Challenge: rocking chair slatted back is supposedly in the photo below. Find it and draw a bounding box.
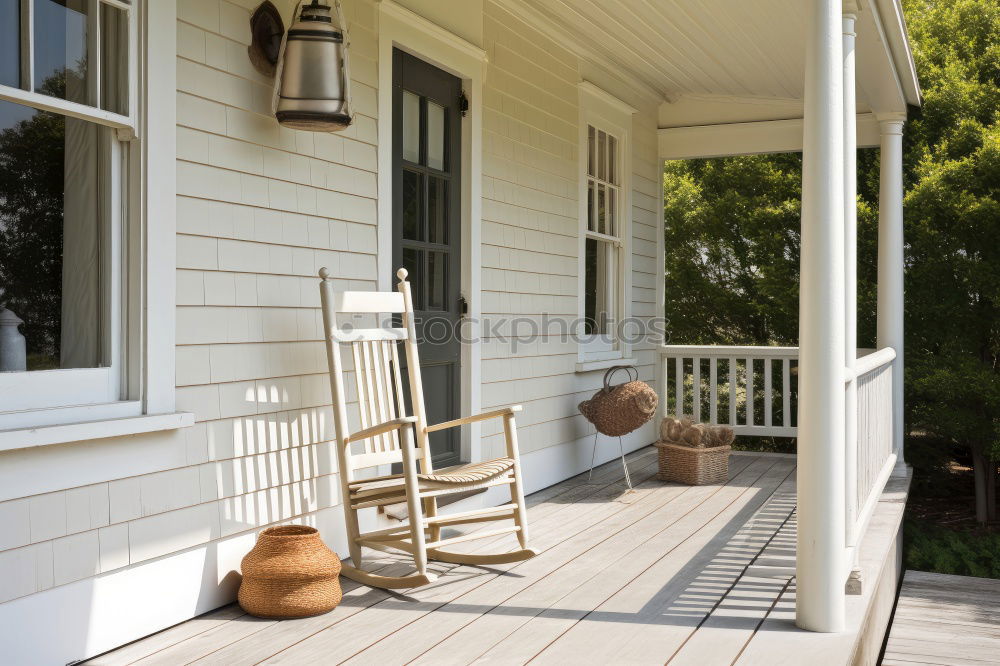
[318,268,430,478]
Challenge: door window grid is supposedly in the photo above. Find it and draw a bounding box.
[399,86,450,312]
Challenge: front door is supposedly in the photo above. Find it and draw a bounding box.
[392,49,463,468]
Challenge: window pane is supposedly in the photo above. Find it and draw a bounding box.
[587,180,595,232]
[604,187,618,236]
[427,176,447,244]
[597,130,606,181]
[34,0,91,106]
[584,238,616,336]
[402,248,422,309]
[0,0,19,88]
[427,251,446,310]
[0,99,109,371]
[596,183,606,234]
[608,134,617,185]
[402,169,421,240]
[426,100,445,171]
[100,2,129,115]
[402,90,420,163]
[587,125,595,177]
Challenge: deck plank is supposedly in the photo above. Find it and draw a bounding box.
[526,460,796,665]
[388,455,773,666]
[882,571,1000,666]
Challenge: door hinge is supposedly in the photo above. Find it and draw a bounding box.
[459,91,469,117]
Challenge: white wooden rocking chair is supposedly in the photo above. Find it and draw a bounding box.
[318,267,539,589]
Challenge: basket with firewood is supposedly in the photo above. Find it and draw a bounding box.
[655,418,734,485]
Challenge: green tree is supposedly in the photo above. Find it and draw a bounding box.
[902,0,1000,523]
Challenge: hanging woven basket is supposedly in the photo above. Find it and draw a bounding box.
[578,365,659,437]
[238,525,343,619]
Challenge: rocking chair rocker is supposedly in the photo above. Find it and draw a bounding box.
[319,267,539,589]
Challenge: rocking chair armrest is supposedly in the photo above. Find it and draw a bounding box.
[346,416,418,443]
[425,405,523,433]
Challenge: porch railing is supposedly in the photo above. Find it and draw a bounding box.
[658,344,899,581]
[846,347,897,556]
[658,345,798,438]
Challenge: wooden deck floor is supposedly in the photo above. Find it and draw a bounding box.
[89,449,807,666]
[883,570,1000,666]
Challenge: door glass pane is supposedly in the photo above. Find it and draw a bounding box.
[34,0,91,105]
[427,176,446,244]
[100,2,129,115]
[426,100,445,171]
[402,90,420,163]
[427,251,446,310]
[587,180,595,232]
[587,125,595,177]
[402,248,422,309]
[0,98,108,371]
[596,183,606,234]
[597,130,607,181]
[402,169,421,240]
[0,0,19,88]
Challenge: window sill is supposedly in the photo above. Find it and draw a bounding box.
[0,412,195,453]
[575,356,636,373]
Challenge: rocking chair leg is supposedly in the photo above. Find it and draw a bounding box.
[400,427,429,575]
[504,413,532,550]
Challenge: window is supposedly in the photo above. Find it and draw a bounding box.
[0,0,142,428]
[577,83,635,365]
[584,124,621,339]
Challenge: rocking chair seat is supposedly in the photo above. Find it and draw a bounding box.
[349,457,515,500]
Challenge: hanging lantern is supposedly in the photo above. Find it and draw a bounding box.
[272,0,353,132]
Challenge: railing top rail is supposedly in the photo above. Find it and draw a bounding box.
[659,344,800,357]
[854,347,896,376]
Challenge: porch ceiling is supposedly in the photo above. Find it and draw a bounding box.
[507,0,920,127]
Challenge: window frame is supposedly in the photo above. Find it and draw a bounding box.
[576,83,635,367]
[0,0,181,436]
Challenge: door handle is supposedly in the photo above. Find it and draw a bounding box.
[459,296,469,317]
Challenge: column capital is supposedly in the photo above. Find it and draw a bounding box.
[875,112,907,134]
[843,14,857,35]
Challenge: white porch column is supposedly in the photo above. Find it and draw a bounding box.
[797,0,847,633]
[843,12,860,550]
[877,115,906,466]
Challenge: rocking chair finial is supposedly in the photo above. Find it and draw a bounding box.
[396,267,408,281]
[319,266,330,280]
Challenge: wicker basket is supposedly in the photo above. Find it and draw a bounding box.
[655,441,731,485]
[238,525,342,619]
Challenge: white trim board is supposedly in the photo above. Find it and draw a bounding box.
[376,0,486,464]
[658,113,882,160]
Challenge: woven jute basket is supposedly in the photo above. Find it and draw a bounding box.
[655,442,731,485]
[578,366,658,437]
[238,526,342,619]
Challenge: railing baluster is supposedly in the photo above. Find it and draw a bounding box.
[729,357,737,426]
[745,358,754,426]
[693,357,701,423]
[782,358,791,427]
[675,356,683,419]
[709,357,718,424]
[764,358,773,428]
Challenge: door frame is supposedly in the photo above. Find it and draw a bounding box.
[377,2,485,464]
